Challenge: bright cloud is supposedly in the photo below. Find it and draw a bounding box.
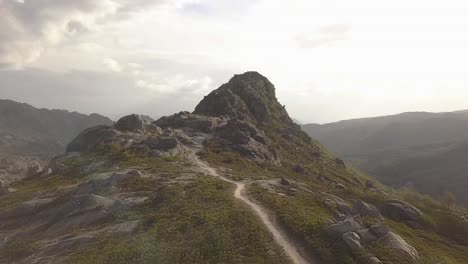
[1,0,468,123]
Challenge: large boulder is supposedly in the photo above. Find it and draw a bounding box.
[66,125,118,153]
[115,114,144,132]
[382,199,423,223]
[378,232,419,259]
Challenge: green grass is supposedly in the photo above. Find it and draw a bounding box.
[70,177,290,264]
[0,175,78,210]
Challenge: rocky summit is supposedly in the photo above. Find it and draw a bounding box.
[0,72,467,264]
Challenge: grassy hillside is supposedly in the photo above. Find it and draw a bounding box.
[302,110,468,205]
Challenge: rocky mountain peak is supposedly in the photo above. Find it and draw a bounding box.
[194,71,292,126]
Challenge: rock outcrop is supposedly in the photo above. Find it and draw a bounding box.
[115,114,145,132]
[324,198,420,260]
[66,125,118,153]
[194,72,292,126]
[378,232,419,259]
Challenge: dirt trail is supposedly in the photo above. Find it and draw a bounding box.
[193,157,311,264]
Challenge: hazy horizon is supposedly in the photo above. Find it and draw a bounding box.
[2,0,468,123]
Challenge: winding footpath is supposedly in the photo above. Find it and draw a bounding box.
[194,157,311,264]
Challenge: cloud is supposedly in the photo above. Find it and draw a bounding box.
[0,0,174,69]
[102,58,122,72]
[0,65,232,119]
[296,24,352,48]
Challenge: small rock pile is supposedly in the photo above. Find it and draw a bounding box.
[324,198,421,262]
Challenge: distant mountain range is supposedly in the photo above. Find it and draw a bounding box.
[0,99,113,183]
[303,110,468,204]
[0,99,113,156]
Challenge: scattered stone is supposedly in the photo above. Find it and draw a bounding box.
[335,158,346,166]
[292,164,305,173]
[126,169,142,177]
[353,200,381,218]
[366,180,375,189]
[336,183,346,189]
[280,177,292,185]
[287,188,299,196]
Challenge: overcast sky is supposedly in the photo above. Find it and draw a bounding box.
[1,0,468,123]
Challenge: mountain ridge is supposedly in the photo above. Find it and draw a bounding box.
[0,73,467,264]
[302,110,468,205]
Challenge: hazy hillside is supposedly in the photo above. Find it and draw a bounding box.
[0,99,113,155]
[303,111,468,204]
[0,99,113,185]
[1,73,467,264]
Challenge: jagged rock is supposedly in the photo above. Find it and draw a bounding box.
[194,72,294,126]
[382,199,423,223]
[369,257,383,264]
[226,130,251,145]
[378,232,419,259]
[154,112,222,133]
[66,125,118,152]
[342,231,363,251]
[115,114,144,132]
[325,216,362,238]
[185,119,215,133]
[215,119,278,162]
[144,137,179,151]
[145,124,163,134]
[353,200,381,218]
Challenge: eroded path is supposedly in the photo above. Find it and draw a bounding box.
[193,156,311,264]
